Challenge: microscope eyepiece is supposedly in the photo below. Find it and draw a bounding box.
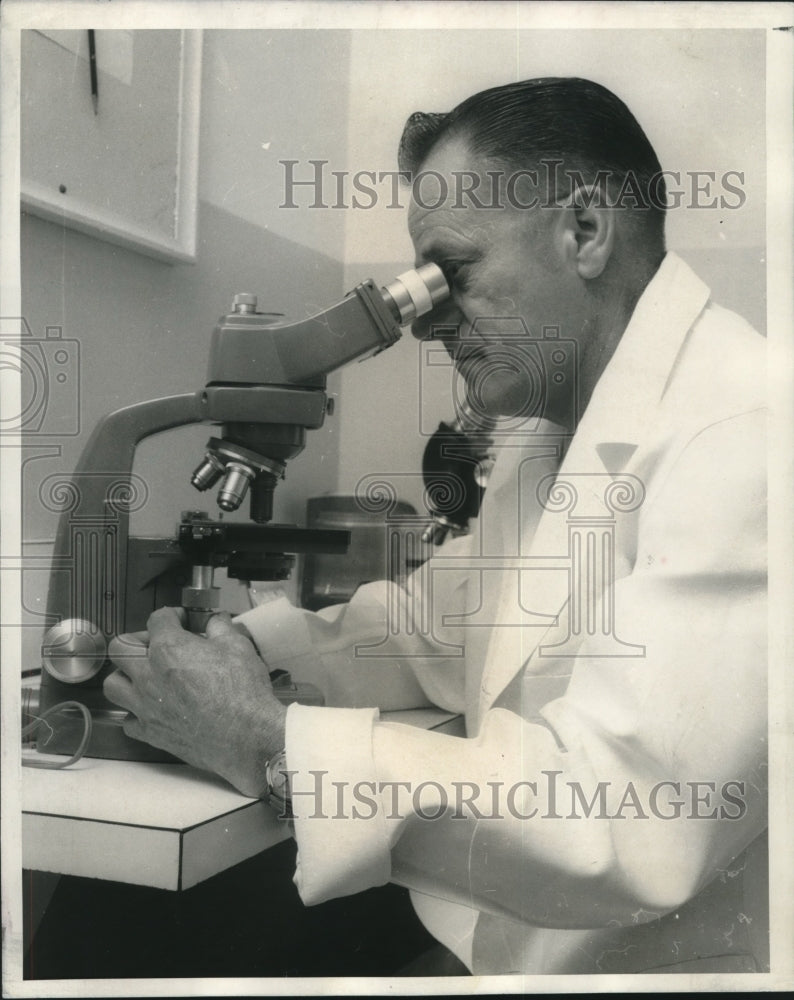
[381,262,448,325]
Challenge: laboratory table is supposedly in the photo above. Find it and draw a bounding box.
[22,708,459,980]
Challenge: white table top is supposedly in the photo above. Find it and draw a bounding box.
[22,756,286,891]
[23,756,261,829]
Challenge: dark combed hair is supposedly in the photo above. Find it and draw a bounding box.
[398,78,666,244]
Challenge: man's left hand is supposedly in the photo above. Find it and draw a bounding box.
[105,607,287,798]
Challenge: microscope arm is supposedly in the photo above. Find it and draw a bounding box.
[44,393,206,640]
[208,280,402,385]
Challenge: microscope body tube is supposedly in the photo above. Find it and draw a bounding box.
[207,263,447,386]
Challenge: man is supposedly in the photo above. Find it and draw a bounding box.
[106,78,768,975]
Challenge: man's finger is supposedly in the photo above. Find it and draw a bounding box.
[121,714,146,744]
[147,606,189,641]
[108,633,149,674]
[204,612,236,640]
[103,667,138,712]
[116,630,149,644]
[108,632,148,654]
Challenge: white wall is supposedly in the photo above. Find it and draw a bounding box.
[199,29,352,256]
[334,28,767,513]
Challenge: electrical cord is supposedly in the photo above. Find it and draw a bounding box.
[22,701,93,769]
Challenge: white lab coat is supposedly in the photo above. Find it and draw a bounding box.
[238,253,768,974]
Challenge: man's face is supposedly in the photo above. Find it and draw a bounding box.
[408,138,588,425]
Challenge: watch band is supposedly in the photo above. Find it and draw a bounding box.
[264,748,292,819]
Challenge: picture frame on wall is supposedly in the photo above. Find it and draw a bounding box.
[20,29,202,264]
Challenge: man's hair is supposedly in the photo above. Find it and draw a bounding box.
[398,77,666,248]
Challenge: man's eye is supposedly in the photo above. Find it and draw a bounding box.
[442,261,469,287]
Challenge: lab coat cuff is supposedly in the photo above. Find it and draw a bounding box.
[286,704,391,906]
[234,596,314,672]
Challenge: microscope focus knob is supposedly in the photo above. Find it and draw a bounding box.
[232,293,258,314]
[41,618,107,684]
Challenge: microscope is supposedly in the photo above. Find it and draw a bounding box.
[33,263,449,762]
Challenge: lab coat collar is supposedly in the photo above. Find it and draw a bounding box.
[476,252,712,724]
[563,250,710,477]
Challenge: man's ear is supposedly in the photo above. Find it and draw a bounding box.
[561,186,616,279]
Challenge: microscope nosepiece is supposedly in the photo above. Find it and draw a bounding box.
[381,262,449,325]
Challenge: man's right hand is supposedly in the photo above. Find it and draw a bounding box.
[105,608,288,798]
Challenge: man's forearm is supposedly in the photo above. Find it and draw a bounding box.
[235,584,446,712]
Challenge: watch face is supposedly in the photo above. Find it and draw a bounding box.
[271,770,288,797]
[268,751,291,800]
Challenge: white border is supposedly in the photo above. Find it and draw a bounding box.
[2,1,793,996]
[765,13,794,985]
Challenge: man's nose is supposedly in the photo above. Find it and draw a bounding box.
[410,300,464,341]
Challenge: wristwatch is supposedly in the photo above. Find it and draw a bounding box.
[264,748,292,818]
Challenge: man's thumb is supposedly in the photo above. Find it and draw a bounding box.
[204,612,235,639]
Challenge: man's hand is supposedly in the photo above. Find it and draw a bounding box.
[105,607,287,798]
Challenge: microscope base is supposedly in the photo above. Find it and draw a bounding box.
[37,706,181,763]
[34,678,324,763]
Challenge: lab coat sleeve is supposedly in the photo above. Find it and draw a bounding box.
[235,534,473,712]
[285,408,768,927]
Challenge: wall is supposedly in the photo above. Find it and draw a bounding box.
[334,28,767,514]
[198,29,351,257]
[19,29,352,663]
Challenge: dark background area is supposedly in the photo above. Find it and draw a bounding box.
[24,840,438,979]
